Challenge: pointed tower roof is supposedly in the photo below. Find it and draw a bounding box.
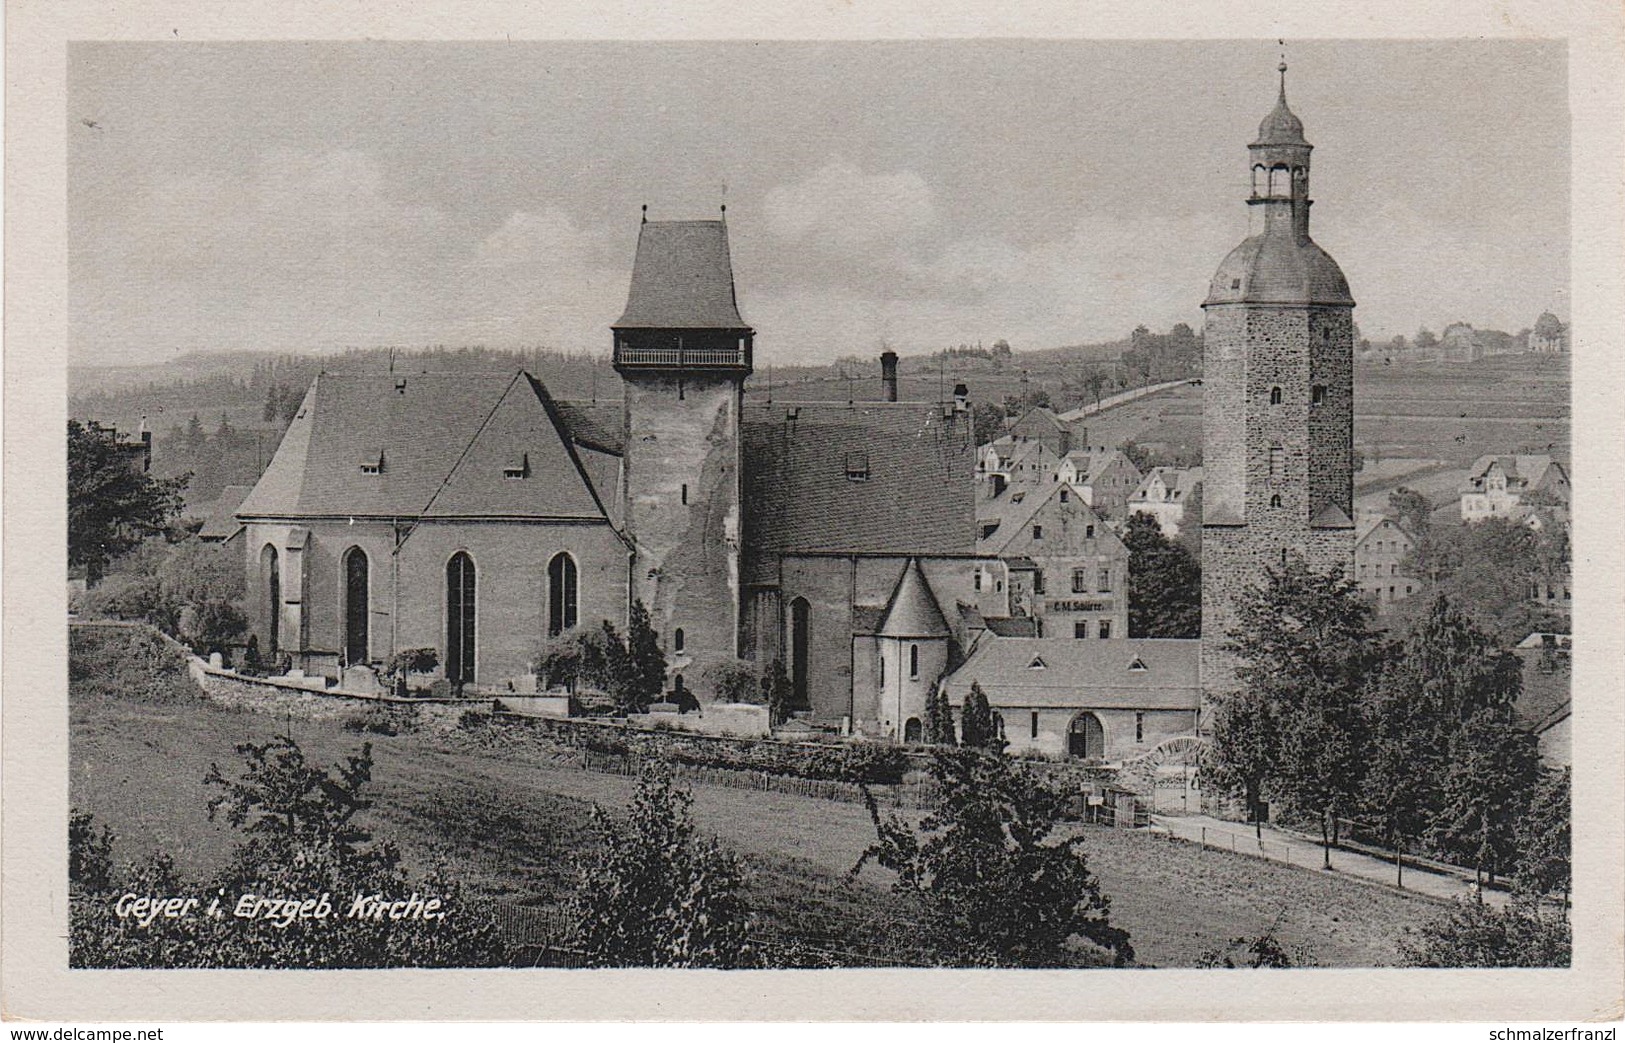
[613,219,749,330]
[877,558,951,639]
[1254,63,1308,146]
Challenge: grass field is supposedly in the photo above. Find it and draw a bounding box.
[72,680,1445,967]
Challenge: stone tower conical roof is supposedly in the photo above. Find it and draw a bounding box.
[877,558,951,639]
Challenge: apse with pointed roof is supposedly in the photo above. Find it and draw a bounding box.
[878,558,951,639]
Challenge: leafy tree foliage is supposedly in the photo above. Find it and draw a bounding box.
[923,684,958,746]
[1514,767,1571,907]
[958,682,1003,752]
[625,599,668,708]
[701,658,761,705]
[1403,517,1569,645]
[1122,513,1202,638]
[763,658,795,726]
[1204,687,1277,838]
[1387,486,1434,537]
[853,749,1133,967]
[565,762,752,967]
[1399,899,1570,968]
[68,420,189,585]
[1217,557,1380,866]
[1436,708,1541,889]
[69,808,117,893]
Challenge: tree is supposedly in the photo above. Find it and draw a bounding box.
[1222,557,1381,866]
[1513,767,1571,912]
[958,682,1002,752]
[68,420,188,585]
[625,599,668,708]
[1398,900,1570,968]
[566,762,752,967]
[853,749,1133,967]
[1388,486,1434,537]
[1205,688,1277,839]
[972,402,1007,447]
[923,683,958,746]
[1436,708,1540,890]
[763,657,794,726]
[1121,513,1202,638]
[701,658,760,705]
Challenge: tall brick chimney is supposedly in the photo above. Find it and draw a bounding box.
[880,350,899,402]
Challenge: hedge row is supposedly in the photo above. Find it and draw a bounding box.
[494,715,913,785]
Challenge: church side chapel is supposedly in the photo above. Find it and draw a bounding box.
[235,67,1354,757]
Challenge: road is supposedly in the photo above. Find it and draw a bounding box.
[1151,813,1508,908]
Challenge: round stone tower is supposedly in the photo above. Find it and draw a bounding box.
[1199,65,1357,706]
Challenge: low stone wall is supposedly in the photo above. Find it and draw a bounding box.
[493,695,572,718]
[628,702,771,739]
[188,661,473,732]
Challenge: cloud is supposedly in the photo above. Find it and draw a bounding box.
[763,160,936,254]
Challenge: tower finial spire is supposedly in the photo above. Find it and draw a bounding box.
[1278,40,1288,99]
[641,203,648,224]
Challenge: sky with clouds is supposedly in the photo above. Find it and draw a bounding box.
[69,39,1568,368]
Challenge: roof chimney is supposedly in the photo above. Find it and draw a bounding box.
[953,382,970,414]
[880,350,899,402]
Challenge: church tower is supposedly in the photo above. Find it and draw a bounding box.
[613,212,753,687]
[1200,65,1357,701]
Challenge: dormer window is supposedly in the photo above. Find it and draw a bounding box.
[1028,656,1047,670]
[359,449,384,475]
[1128,656,1148,672]
[844,451,870,481]
[503,453,529,480]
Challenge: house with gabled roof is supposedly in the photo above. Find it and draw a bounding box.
[973,479,1128,641]
[940,637,1201,762]
[1055,448,1143,520]
[1353,512,1421,610]
[1459,454,1570,522]
[1129,466,1203,537]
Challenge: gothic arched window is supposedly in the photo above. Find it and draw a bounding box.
[547,553,578,637]
[1269,386,1283,405]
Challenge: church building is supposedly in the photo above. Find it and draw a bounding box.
[236,212,976,737]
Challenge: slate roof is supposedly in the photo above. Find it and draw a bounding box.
[1254,77,1309,146]
[942,637,1201,710]
[1463,454,1561,491]
[976,481,1112,556]
[877,559,951,639]
[1205,234,1353,307]
[236,372,611,521]
[613,220,750,330]
[741,402,976,582]
[551,399,625,455]
[198,485,253,541]
[1131,466,1202,503]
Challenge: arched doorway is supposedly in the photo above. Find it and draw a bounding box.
[446,552,476,685]
[343,547,369,666]
[788,597,810,709]
[261,544,280,658]
[1068,712,1106,760]
[904,718,922,744]
[548,552,578,636]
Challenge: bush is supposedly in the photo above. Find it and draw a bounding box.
[565,762,752,967]
[1399,899,1570,967]
[853,748,1132,967]
[71,735,508,968]
[69,626,198,704]
[342,703,421,736]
